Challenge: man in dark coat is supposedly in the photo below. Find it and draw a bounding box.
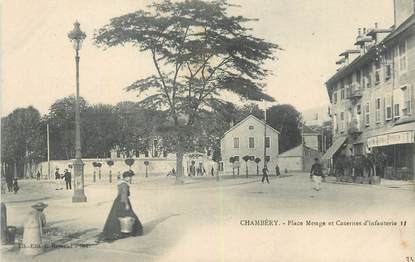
[275,164,281,177]
[6,174,13,193]
[261,166,270,184]
[12,178,19,194]
[64,169,72,190]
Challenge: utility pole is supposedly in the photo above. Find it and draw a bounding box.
[263,104,267,169]
[301,121,304,146]
[47,123,50,180]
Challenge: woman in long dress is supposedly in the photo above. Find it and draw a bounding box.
[101,171,143,241]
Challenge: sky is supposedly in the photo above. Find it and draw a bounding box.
[0,0,394,117]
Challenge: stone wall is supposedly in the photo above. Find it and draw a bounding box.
[35,156,217,179]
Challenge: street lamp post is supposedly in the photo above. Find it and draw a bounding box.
[68,21,87,203]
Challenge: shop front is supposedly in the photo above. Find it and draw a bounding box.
[367,123,415,180]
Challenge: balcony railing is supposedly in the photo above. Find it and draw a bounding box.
[351,89,362,98]
[348,85,362,102]
[347,118,362,136]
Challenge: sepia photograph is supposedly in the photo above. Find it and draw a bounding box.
[1,0,414,261]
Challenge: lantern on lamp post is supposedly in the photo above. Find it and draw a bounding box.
[68,21,87,203]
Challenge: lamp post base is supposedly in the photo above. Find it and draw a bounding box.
[72,190,87,202]
[72,158,86,202]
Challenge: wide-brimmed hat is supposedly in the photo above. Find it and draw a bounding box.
[32,202,48,211]
[123,170,136,178]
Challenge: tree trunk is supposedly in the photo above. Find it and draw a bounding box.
[13,162,17,179]
[245,163,248,178]
[175,142,184,184]
[23,162,27,179]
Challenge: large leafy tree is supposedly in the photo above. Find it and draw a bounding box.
[95,0,279,183]
[237,103,264,121]
[267,104,302,153]
[48,96,89,160]
[114,101,164,157]
[82,103,119,158]
[1,106,45,178]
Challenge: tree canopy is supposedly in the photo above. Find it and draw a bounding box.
[1,106,45,177]
[267,104,302,153]
[95,0,279,181]
[95,0,278,131]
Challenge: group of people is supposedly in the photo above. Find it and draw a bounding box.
[260,159,324,191]
[188,164,208,176]
[54,168,72,190]
[2,175,19,194]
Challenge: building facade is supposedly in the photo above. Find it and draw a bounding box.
[302,105,331,127]
[302,125,321,152]
[324,0,415,180]
[220,115,279,175]
[278,145,321,172]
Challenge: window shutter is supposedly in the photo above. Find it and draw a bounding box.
[412,85,415,114]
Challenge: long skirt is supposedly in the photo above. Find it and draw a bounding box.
[101,195,143,241]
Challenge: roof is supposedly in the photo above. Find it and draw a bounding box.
[321,136,347,160]
[326,14,415,87]
[222,115,280,139]
[279,144,319,157]
[279,145,304,157]
[339,50,360,56]
[303,125,319,134]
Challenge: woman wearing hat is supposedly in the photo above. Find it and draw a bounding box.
[101,171,143,241]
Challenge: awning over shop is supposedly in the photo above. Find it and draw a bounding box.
[367,121,415,148]
[322,136,347,160]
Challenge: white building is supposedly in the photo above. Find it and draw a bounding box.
[302,105,331,126]
[220,115,279,175]
[277,144,321,172]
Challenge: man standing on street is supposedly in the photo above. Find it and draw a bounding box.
[261,166,270,184]
[55,168,62,190]
[6,173,13,193]
[64,169,72,190]
[310,158,323,191]
[275,164,281,177]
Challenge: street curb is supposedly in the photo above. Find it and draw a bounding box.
[325,180,415,191]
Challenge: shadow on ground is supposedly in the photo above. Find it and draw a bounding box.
[143,214,180,236]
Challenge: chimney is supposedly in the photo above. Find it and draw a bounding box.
[375,22,378,29]
[230,119,234,127]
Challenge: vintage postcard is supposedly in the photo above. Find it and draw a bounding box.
[1,0,414,261]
